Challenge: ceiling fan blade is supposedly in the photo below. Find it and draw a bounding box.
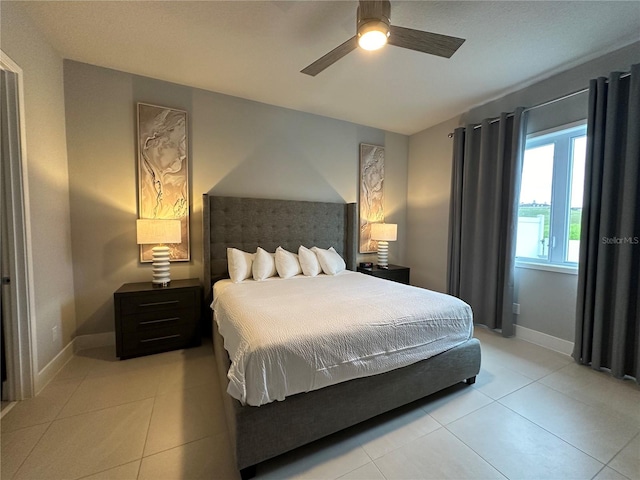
[301,36,358,76]
[388,25,465,58]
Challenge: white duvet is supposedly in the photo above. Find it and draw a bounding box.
[212,271,473,406]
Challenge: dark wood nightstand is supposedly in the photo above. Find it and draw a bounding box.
[114,278,202,359]
[357,264,410,285]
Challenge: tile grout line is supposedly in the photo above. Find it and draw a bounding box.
[54,392,160,422]
[536,374,631,412]
[141,431,220,460]
[137,362,182,464]
[589,464,609,480]
[441,383,628,479]
[332,458,371,480]
[535,371,640,420]
[69,354,203,478]
[496,389,609,468]
[366,425,451,480]
[141,381,227,459]
[366,402,509,479]
[540,377,626,415]
[419,389,494,427]
[7,352,164,479]
[140,432,226,461]
[352,407,447,465]
[368,460,387,480]
[438,404,511,480]
[137,393,157,478]
[7,361,87,479]
[53,368,94,420]
[74,459,140,480]
[468,378,517,402]
[604,431,638,479]
[52,355,177,422]
[480,354,569,384]
[7,423,51,480]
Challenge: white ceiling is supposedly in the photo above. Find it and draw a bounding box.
[16,0,640,135]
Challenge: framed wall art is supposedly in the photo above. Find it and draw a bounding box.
[359,143,385,253]
[137,102,190,262]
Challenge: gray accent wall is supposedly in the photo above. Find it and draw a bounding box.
[408,41,640,342]
[1,3,77,373]
[63,60,409,336]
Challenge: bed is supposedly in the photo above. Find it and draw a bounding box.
[203,194,481,479]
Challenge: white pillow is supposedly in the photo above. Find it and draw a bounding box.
[252,247,277,281]
[275,247,302,279]
[298,246,322,277]
[227,248,255,283]
[312,246,346,275]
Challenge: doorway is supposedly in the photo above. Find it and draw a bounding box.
[1,51,35,401]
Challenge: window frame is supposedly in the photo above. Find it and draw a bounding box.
[516,121,587,267]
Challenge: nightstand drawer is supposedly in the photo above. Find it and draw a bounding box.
[119,290,195,315]
[120,308,196,333]
[379,269,409,284]
[121,323,199,359]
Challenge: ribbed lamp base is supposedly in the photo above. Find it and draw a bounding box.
[377,241,389,269]
[151,245,172,287]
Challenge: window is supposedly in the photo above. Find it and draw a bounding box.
[516,123,587,266]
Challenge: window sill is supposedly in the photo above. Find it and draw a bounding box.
[515,261,578,275]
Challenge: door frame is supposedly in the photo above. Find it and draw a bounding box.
[1,50,36,400]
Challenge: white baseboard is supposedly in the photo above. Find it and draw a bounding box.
[515,324,574,356]
[34,339,75,394]
[0,401,18,419]
[34,332,116,395]
[74,331,115,352]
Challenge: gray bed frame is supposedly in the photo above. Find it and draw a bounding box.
[203,194,481,479]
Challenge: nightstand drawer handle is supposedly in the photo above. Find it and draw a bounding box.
[140,334,181,343]
[138,300,180,307]
[139,317,180,326]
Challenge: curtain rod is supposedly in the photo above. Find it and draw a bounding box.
[446,71,632,138]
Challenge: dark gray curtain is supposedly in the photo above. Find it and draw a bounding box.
[448,109,526,337]
[574,64,640,382]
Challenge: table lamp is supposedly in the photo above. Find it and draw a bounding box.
[370,223,397,269]
[136,219,182,287]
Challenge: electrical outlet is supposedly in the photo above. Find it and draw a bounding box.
[52,325,60,343]
[512,303,521,315]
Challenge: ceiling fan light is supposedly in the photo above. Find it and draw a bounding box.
[357,21,389,51]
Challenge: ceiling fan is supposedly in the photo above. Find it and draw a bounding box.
[301,0,465,76]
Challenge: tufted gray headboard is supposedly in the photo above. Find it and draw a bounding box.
[203,194,357,305]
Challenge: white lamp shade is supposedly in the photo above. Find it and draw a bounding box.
[370,223,397,242]
[136,219,182,245]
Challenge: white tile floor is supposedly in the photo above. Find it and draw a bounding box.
[1,328,639,480]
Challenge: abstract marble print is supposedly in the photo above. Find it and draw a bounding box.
[359,144,385,253]
[137,103,190,261]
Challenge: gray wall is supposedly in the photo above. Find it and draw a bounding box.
[63,60,409,336]
[514,268,578,341]
[408,41,640,342]
[1,3,77,373]
[463,42,640,131]
[407,116,461,293]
